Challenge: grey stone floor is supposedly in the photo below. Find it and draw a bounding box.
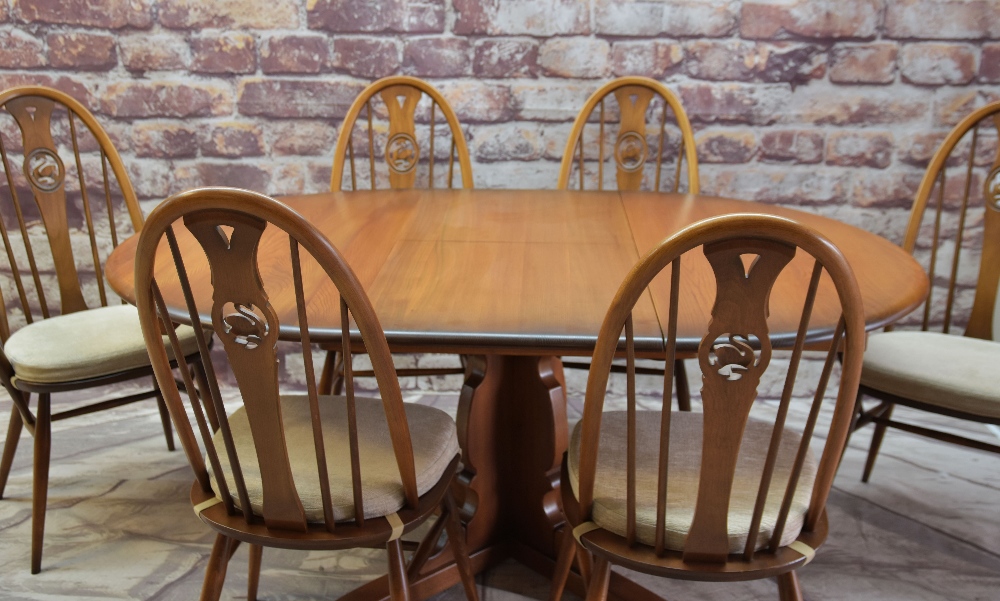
[0,382,998,600]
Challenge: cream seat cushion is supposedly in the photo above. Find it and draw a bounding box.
[211,395,460,522]
[861,331,1000,419]
[3,304,200,384]
[568,411,816,553]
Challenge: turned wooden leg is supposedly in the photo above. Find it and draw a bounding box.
[862,403,895,483]
[0,406,24,499]
[674,359,691,412]
[247,544,263,601]
[192,363,219,433]
[584,556,611,601]
[200,534,238,601]
[387,538,412,601]
[318,350,337,396]
[444,490,479,601]
[548,526,578,601]
[31,394,51,575]
[153,379,175,452]
[777,571,804,601]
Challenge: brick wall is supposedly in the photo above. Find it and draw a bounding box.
[1,0,997,398]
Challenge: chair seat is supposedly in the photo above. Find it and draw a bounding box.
[3,304,200,384]
[861,331,1000,419]
[568,411,816,553]
[211,395,460,522]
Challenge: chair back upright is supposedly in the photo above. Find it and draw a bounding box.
[134,188,417,533]
[331,76,473,191]
[575,214,865,563]
[0,86,141,341]
[558,76,699,194]
[901,100,1000,340]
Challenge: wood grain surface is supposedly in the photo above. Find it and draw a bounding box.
[106,189,928,355]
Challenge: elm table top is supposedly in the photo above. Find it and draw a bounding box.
[105,189,928,355]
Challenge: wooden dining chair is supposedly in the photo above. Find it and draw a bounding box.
[134,187,479,601]
[321,75,474,396]
[0,85,204,573]
[549,214,865,601]
[853,100,1000,481]
[557,76,700,411]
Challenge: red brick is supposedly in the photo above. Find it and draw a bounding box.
[47,32,117,71]
[760,130,824,164]
[933,90,979,128]
[308,0,444,33]
[981,44,1000,83]
[127,159,174,199]
[191,32,256,75]
[120,34,188,71]
[0,2,8,21]
[332,38,401,79]
[268,121,338,156]
[662,1,739,37]
[787,89,929,126]
[900,43,978,85]
[13,0,150,28]
[436,81,514,123]
[851,171,924,209]
[202,122,265,158]
[741,0,880,39]
[132,122,199,158]
[474,38,539,79]
[0,30,45,69]
[471,123,542,162]
[708,166,851,205]
[538,38,610,79]
[238,79,366,119]
[594,0,663,36]
[511,81,596,122]
[679,83,789,125]
[898,132,947,167]
[829,43,898,84]
[260,35,330,75]
[101,82,232,118]
[611,41,682,79]
[685,41,823,83]
[454,0,588,36]
[403,38,472,78]
[696,130,757,164]
[826,131,894,168]
[886,0,999,40]
[189,162,271,192]
[0,74,91,105]
[160,0,298,28]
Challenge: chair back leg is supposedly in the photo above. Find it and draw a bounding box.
[862,403,896,482]
[444,490,479,601]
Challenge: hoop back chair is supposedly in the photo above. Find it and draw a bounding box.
[0,86,201,573]
[549,214,865,601]
[855,100,1000,481]
[134,188,478,601]
[322,76,473,396]
[558,77,701,412]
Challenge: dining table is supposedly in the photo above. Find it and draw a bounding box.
[105,188,928,601]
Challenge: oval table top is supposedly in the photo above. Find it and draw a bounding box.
[105,189,928,355]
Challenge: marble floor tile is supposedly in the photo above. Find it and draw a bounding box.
[0,384,998,600]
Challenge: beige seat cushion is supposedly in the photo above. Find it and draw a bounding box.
[568,411,816,553]
[861,331,1000,419]
[211,395,460,522]
[3,304,200,384]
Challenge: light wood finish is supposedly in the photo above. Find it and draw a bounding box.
[555,214,866,600]
[557,77,699,194]
[107,189,927,601]
[0,85,200,573]
[133,188,478,601]
[325,76,474,396]
[855,100,1000,480]
[556,77,700,412]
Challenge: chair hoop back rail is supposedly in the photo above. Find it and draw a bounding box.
[330,76,473,191]
[134,187,478,601]
[854,100,1000,482]
[553,214,865,601]
[557,76,699,194]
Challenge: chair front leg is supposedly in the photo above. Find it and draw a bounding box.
[200,533,239,601]
[0,406,24,498]
[584,556,611,601]
[387,537,412,601]
[444,489,479,601]
[247,544,263,601]
[548,525,578,601]
[31,393,51,574]
[777,571,803,601]
[862,402,895,483]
